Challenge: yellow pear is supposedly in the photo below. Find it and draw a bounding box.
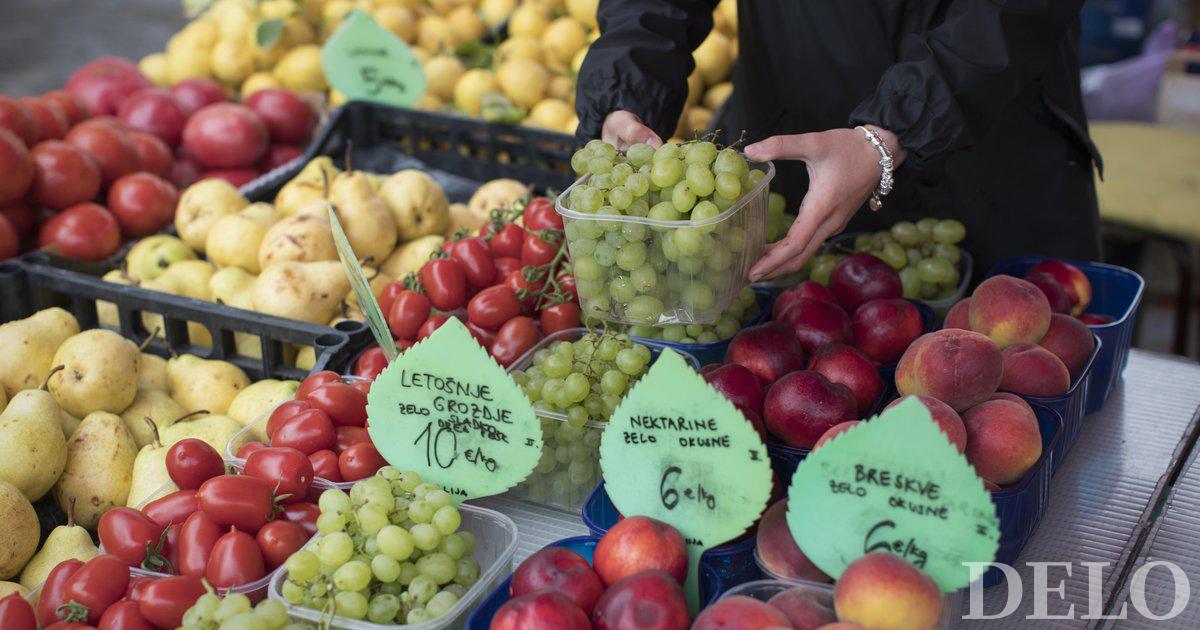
[126,417,187,508]
[48,330,140,417]
[139,352,169,392]
[467,178,529,221]
[54,412,138,529]
[0,581,27,599]
[167,354,250,415]
[345,266,394,311]
[18,496,98,588]
[328,171,399,263]
[160,413,250,460]
[119,390,187,447]
[382,234,445,279]
[98,269,136,329]
[0,384,68,501]
[175,179,249,253]
[226,379,299,441]
[155,260,218,301]
[206,212,273,273]
[379,170,450,241]
[0,308,80,398]
[125,235,198,283]
[209,267,266,358]
[0,481,38,579]
[274,156,340,216]
[252,261,351,325]
[0,388,4,414]
[258,205,339,270]
[293,346,316,372]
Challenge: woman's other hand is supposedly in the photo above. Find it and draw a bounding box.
[602,110,663,149]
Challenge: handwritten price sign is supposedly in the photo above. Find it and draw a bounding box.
[322,10,426,108]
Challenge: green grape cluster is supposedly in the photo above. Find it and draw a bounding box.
[510,332,653,507]
[765,192,796,243]
[279,468,482,625]
[179,593,301,630]
[808,218,967,300]
[565,138,768,325]
[626,286,759,343]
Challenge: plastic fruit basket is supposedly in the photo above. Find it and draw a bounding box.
[720,578,959,629]
[984,256,1144,415]
[503,328,700,513]
[629,287,775,366]
[269,503,518,630]
[465,535,726,629]
[1007,334,1101,474]
[554,161,775,326]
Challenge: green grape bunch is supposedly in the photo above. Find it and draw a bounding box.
[625,286,760,344]
[179,593,303,630]
[278,468,482,626]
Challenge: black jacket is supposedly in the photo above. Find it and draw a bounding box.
[575,0,1103,273]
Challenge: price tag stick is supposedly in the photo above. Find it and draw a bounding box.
[329,205,396,361]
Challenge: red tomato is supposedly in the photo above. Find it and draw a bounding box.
[255,520,310,570]
[297,371,341,400]
[38,559,83,627]
[0,594,36,630]
[176,511,222,578]
[467,285,522,331]
[524,197,563,231]
[131,576,205,629]
[352,346,389,380]
[266,400,313,440]
[465,320,497,349]
[521,232,558,268]
[124,577,148,601]
[236,442,265,459]
[306,383,367,427]
[484,222,525,258]
[378,280,405,318]
[417,313,451,341]
[63,555,130,625]
[334,426,371,453]
[141,490,198,529]
[206,528,266,588]
[558,273,577,302]
[494,256,522,278]
[196,475,275,534]
[339,443,387,481]
[243,447,314,504]
[308,449,343,482]
[504,269,544,314]
[271,408,336,455]
[97,599,153,630]
[452,237,497,289]
[351,378,371,397]
[540,302,582,335]
[280,502,320,537]
[491,316,540,367]
[165,439,224,490]
[97,508,165,569]
[44,623,96,629]
[420,258,468,311]
[387,289,432,341]
[37,203,121,261]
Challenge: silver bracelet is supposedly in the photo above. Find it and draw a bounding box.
[856,126,894,211]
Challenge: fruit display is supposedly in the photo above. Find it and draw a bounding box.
[562,138,772,325]
[276,468,483,625]
[179,592,295,629]
[623,285,761,344]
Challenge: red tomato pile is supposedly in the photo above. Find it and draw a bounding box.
[236,370,384,484]
[0,56,316,261]
[352,198,581,379]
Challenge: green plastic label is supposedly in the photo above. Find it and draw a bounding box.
[321,9,426,107]
[787,397,1000,591]
[599,350,773,611]
[328,205,396,362]
[366,318,542,501]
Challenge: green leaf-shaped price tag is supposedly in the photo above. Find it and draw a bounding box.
[366,318,542,502]
[599,350,773,612]
[787,397,1000,591]
[322,9,426,107]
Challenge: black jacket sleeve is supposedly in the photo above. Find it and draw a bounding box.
[850,0,1085,167]
[574,0,718,141]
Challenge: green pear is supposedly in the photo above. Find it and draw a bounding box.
[167,354,250,415]
[160,413,249,460]
[48,330,140,418]
[54,411,138,529]
[258,206,339,270]
[18,496,98,588]
[0,308,80,399]
[127,417,184,508]
[139,353,169,392]
[226,379,299,441]
[274,156,340,216]
[119,390,186,447]
[252,261,351,325]
[0,385,68,501]
[175,178,248,253]
[0,480,38,579]
[98,269,136,329]
[125,235,198,283]
[0,581,27,599]
[58,409,81,439]
[329,171,399,263]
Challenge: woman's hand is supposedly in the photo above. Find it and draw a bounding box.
[602,111,663,149]
[745,127,907,281]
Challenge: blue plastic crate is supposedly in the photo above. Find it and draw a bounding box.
[984,257,1143,415]
[465,536,725,629]
[582,484,761,587]
[630,287,776,366]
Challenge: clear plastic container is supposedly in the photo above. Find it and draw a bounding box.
[721,578,959,629]
[269,503,518,630]
[555,160,775,326]
[503,328,700,513]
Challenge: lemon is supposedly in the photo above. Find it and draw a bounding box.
[526,0,564,13]
[423,55,465,101]
[479,0,516,29]
[374,5,416,43]
[301,0,328,17]
[703,82,733,111]
[497,58,549,109]
[548,74,574,101]
[181,16,220,48]
[322,0,354,33]
[496,36,544,65]
[139,53,172,87]
[685,106,713,135]
[167,36,214,82]
[258,0,294,20]
[453,68,497,116]
[211,38,256,84]
[414,93,444,111]
[273,45,327,91]
[693,31,732,85]
[565,0,598,29]
[283,16,318,47]
[542,17,586,66]
[217,3,256,43]
[686,70,704,106]
[571,46,588,74]
[411,47,431,64]
[429,0,464,16]
[241,71,282,98]
[375,0,420,7]
[329,88,349,108]
[447,5,485,43]
[562,114,579,134]
[417,14,458,51]
[527,98,573,130]
[508,4,549,38]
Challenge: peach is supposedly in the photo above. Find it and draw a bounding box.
[592,570,691,630]
[768,587,837,629]
[1037,313,1094,378]
[814,421,860,450]
[968,275,1051,349]
[1028,260,1092,316]
[755,500,832,583]
[816,623,867,630]
[834,553,942,630]
[943,299,970,331]
[895,329,1003,412]
[594,516,688,587]
[883,395,967,454]
[1025,271,1072,314]
[491,590,591,630]
[1000,343,1071,397]
[988,391,1035,416]
[692,595,793,630]
[808,344,883,415]
[962,399,1042,485]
